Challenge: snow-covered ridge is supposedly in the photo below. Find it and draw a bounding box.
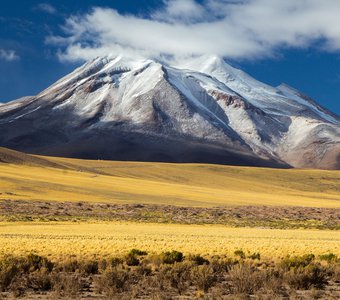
[0,54,339,169]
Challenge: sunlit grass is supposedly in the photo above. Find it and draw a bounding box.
[0,156,339,207]
[0,221,338,260]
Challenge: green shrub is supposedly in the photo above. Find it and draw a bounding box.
[234,250,246,259]
[129,249,148,256]
[124,249,148,266]
[319,253,337,263]
[161,251,184,264]
[281,254,315,270]
[188,254,210,265]
[248,252,261,260]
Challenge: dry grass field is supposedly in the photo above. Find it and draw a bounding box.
[0,148,339,299]
[0,221,339,260]
[0,148,339,208]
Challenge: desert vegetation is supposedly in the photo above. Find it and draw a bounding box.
[1,200,339,229]
[0,221,339,259]
[0,250,339,299]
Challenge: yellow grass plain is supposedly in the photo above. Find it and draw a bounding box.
[0,155,339,207]
[0,152,339,260]
[0,221,339,259]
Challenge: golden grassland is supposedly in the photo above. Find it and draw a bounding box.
[0,221,339,260]
[0,151,339,263]
[0,155,339,207]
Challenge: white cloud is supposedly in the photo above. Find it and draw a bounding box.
[49,0,340,62]
[35,3,57,14]
[0,49,19,61]
[152,0,206,23]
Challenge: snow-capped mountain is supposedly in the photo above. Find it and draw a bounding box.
[0,54,339,169]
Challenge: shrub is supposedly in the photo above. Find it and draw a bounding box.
[95,266,130,296]
[164,262,191,294]
[234,250,246,260]
[330,264,340,282]
[319,253,337,263]
[135,264,152,276]
[228,264,265,294]
[129,249,148,256]
[248,252,261,260]
[80,260,99,274]
[51,273,83,298]
[0,256,19,291]
[285,264,327,290]
[191,265,217,292]
[147,268,167,291]
[125,253,140,266]
[188,254,210,265]
[281,254,315,270]
[99,257,124,271]
[26,254,54,272]
[210,258,234,274]
[161,251,184,264]
[28,269,52,291]
[262,276,284,295]
[0,255,53,293]
[60,259,80,273]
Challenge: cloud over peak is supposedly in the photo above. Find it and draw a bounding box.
[49,0,340,62]
[152,0,206,23]
[0,49,19,61]
[35,3,57,14]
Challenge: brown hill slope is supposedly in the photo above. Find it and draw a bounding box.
[0,147,64,169]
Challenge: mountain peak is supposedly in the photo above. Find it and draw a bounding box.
[0,53,339,169]
[173,54,229,72]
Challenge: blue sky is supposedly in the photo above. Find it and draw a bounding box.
[1,0,340,115]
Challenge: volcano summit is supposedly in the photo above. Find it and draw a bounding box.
[0,55,339,169]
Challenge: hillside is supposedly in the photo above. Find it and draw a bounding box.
[0,147,64,168]
[0,150,339,208]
